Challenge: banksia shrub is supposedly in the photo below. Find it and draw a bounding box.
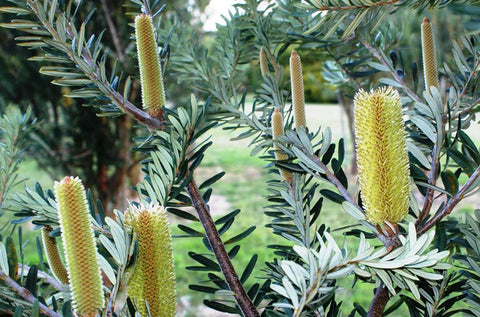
[125,204,176,317]
[354,87,410,225]
[135,14,166,118]
[42,226,69,285]
[421,17,439,92]
[55,176,104,316]
[290,50,306,129]
[272,108,292,183]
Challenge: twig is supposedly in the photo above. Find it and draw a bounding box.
[416,141,442,226]
[19,265,63,292]
[312,0,398,11]
[0,270,61,317]
[306,149,361,211]
[363,42,422,103]
[449,58,480,122]
[186,179,259,317]
[452,98,480,122]
[418,164,480,236]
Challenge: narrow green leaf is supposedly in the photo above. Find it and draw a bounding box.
[25,265,38,297]
[240,254,258,284]
[224,226,256,244]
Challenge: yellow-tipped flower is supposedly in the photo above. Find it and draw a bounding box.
[421,17,439,92]
[272,108,292,183]
[42,226,69,285]
[290,50,306,129]
[135,14,165,118]
[354,87,410,225]
[55,176,104,316]
[259,47,269,78]
[125,204,176,317]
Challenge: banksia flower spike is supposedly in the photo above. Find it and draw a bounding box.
[421,17,439,92]
[42,226,69,285]
[354,87,410,225]
[125,204,176,317]
[272,108,292,183]
[290,50,306,129]
[55,176,104,316]
[259,47,269,78]
[135,14,166,118]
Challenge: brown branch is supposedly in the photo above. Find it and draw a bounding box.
[418,164,480,236]
[186,179,259,317]
[306,149,361,211]
[313,0,399,11]
[368,286,390,317]
[0,270,61,317]
[416,141,442,227]
[363,41,422,103]
[452,98,480,122]
[19,265,63,292]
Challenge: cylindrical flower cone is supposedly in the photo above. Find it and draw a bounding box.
[55,176,104,316]
[42,226,69,285]
[290,50,306,129]
[421,17,439,92]
[125,204,176,317]
[354,87,410,225]
[259,47,269,78]
[272,108,292,183]
[135,14,165,118]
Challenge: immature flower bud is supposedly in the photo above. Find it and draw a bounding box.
[259,47,269,78]
[272,108,292,183]
[135,14,165,118]
[290,50,306,129]
[421,17,439,92]
[125,204,176,317]
[55,176,104,316]
[42,226,69,285]
[354,87,410,225]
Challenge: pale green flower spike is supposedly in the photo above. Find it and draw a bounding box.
[421,17,439,92]
[290,50,306,129]
[42,226,69,285]
[55,176,104,316]
[135,14,165,118]
[354,87,410,225]
[259,47,269,78]
[125,204,176,317]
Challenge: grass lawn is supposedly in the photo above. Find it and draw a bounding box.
[3,103,480,316]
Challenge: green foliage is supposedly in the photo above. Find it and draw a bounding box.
[1,0,480,316]
[0,106,35,216]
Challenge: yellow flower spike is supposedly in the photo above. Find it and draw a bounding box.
[41,226,69,285]
[354,87,410,225]
[125,204,176,317]
[259,47,269,78]
[135,14,165,118]
[272,108,292,183]
[290,50,306,129]
[421,17,439,92]
[55,176,104,316]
